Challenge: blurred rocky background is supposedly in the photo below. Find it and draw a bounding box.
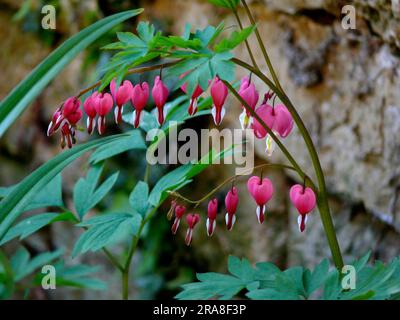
[0,0,399,299]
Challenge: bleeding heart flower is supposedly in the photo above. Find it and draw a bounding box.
[83,92,98,135]
[252,102,294,156]
[171,204,186,235]
[167,200,177,221]
[131,82,149,128]
[210,77,228,125]
[152,76,169,126]
[47,97,82,148]
[238,76,259,129]
[206,198,218,237]
[180,72,204,116]
[225,187,239,231]
[289,184,316,232]
[110,79,133,124]
[62,97,81,119]
[47,97,81,137]
[93,93,113,135]
[247,176,274,224]
[185,213,200,246]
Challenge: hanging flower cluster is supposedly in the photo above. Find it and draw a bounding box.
[47,76,170,148]
[170,174,316,246]
[47,73,230,147]
[47,69,293,158]
[47,97,82,149]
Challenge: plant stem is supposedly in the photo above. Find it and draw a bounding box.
[232,10,258,69]
[144,164,151,184]
[0,249,14,298]
[230,61,344,269]
[169,163,312,206]
[240,0,283,92]
[120,163,156,300]
[102,248,124,272]
[122,270,129,300]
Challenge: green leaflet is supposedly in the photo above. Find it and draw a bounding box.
[0,212,76,245]
[129,181,149,218]
[72,212,142,257]
[73,163,119,220]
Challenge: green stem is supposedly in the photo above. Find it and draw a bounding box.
[122,271,129,300]
[240,0,283,92]
[144,164,151,184]
[102,248,124,272]
[120,163,153,300]
[231,58,344,270]
[169,163,311,206]
[232,9,258,69]
[0,249,14,298]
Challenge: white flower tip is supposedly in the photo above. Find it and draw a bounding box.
[297,214,308,232]
[225,213,236,231]
[206,218,216,237]
[256,206,265,224]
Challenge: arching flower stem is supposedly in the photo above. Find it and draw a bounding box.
[168,163,308,207]
[227,60,344,270]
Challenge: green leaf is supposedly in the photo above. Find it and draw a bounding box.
[0,212,68,245]
[0,134,129,242]
[246,288,300,300]
[11,248,63,281]
[72,212,138,257]
[0,9,143,137]
[148,165,192,207]
[214,25,255,52]
[129,181,149,217]
[100,21,159,90]
[117,32,146,47]
[176,273,246,300]
[89,130,146,164]
[73,164,119,220]
[35,261,107,290]
[178,253,400,300]
[176,256,260,300]
[169,52,235,95]
[227,256,257,282]
[323,269,341,300]
[0,174,63,211]
[304,258,330,297]
[207,0,239,9]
